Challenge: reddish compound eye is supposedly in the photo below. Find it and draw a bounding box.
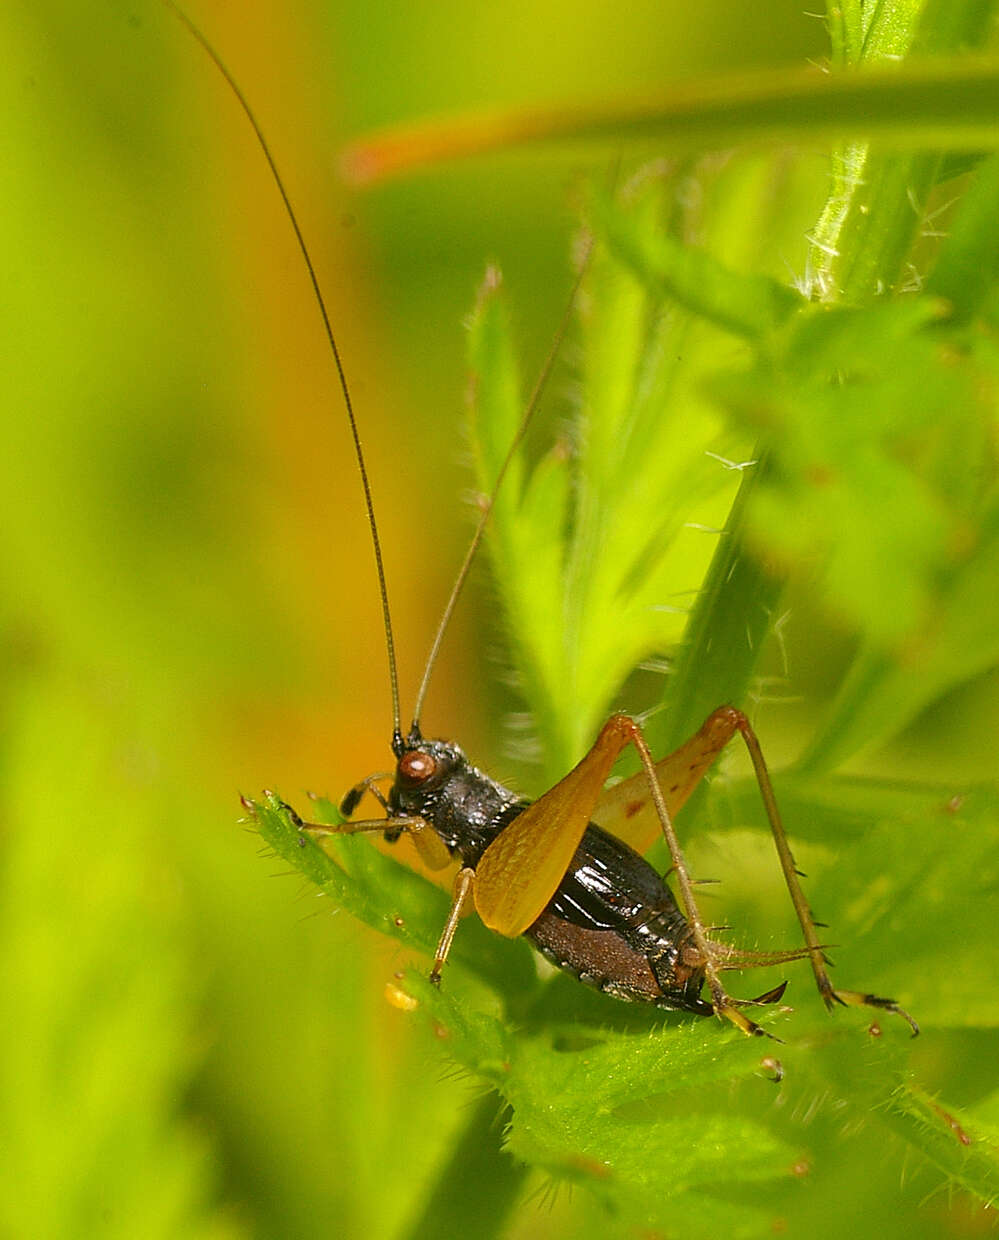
[398,750,438,786]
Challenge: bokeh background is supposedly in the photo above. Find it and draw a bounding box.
[5,3,996,1238]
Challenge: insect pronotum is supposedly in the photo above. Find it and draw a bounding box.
[171,1,918,1041]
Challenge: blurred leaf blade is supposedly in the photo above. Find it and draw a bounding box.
[779,1034,999,1213]
[0,675,242,1240]
[927,151,999,321]
[345,56,999,184]
[466,271,571,764]
[597,190,802,340]
[468,177,756,780]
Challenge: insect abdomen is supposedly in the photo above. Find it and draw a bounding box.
[525,824,713,1015]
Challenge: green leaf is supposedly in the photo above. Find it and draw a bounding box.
[0,676,239,1240]
[597,191,802,340]
[252,761,999,1228]
[504,1025,794,1237]
[710,298,999,748]
[248,793,539,1001]
[711,776,999,1028]
[777,1035,999,1215]
[927,152,999,321]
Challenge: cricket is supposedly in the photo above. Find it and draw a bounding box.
[172,2,918,1041]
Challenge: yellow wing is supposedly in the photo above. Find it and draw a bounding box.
[594,708,741,853]
[474,716,632,937]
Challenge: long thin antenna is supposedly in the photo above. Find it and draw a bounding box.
[408,237,593,740]
[164,1,404,746]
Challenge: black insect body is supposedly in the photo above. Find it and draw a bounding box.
[528,827,711,1014]
[369,713,855,1039]
[388,734,712,1016]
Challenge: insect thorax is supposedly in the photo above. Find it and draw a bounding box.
[388,738,525,865]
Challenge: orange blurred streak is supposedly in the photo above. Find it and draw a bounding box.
[342,106,580,184]
[343,56,999,184]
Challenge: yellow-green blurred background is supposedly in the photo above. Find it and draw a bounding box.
[12,2,980,1237]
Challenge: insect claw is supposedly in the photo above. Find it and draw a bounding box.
[818,981,847,1011]
[833,989,920,1037]
[340,786,365,816]
[751,981,789,1006]
[715,997,782,1040]
[751,1021,783,1042]
[281,802,304,828]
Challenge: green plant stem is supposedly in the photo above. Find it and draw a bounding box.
[813,0,999,301]
[401,1094,527,1240]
